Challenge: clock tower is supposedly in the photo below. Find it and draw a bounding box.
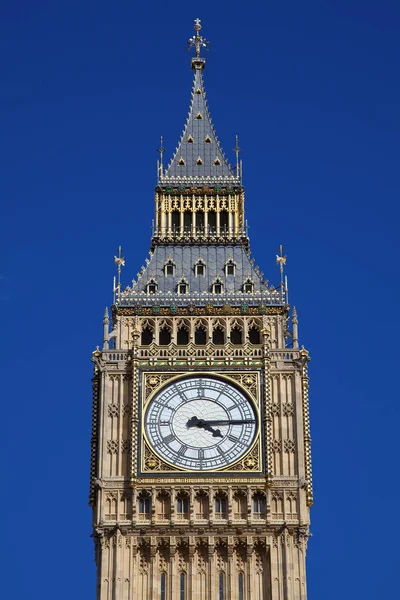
[90,19,313,600]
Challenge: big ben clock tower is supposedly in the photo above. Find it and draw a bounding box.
[90,19,313,600]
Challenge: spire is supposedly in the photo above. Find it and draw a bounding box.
[161,19,238,185]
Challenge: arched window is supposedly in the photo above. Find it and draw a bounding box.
[195,491,209,519]
[196,211,205,234]
[171,211,180,232]
[164,257,176,276]
[177,326,189,345]
[177,278,188,295]
[141,326,153,345]
[176,494,189,518]
[230,326,242,345]
[238,573,244,600]
[195,258,206,277]
[212,277,224,294]
[180,573,186,600]
[184,211,192,232]
[219,572,225,600]
[213,326,224,345]
[215,494,227,518]
[208,211,216,233]
[147,279,157,294]
[233,491,247,520]
[253,492,266,518]
[243,278,254,293]
[159,327,171,346]
[138,493,151,519]
[195,326,207,345]
[161,573,166,600]
[249,326,261,345]
[225,259,236,276]
[220,210,228,233]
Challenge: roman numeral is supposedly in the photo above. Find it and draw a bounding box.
[228,434,245,446]
[177,445,188,456]
[198,449,204,460]
[163,434,175,444]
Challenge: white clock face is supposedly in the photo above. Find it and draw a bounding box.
[144,376,257,471]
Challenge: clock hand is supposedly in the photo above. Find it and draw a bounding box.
[186,416,223,438]
[188,418,255,427]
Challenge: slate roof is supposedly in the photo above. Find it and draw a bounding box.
[119,244,285,307]
[160,67,238,185]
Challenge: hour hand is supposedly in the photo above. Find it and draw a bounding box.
[186,416,223,438]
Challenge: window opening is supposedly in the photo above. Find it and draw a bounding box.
[138,497,150,514]
[177,327,189,345]
[177,497,189,514]
[196,263,205,276]
[195,327,207,345]
[249,326,261,344]
[159,327,171,346]
[141,327,153,345]
[238,574,244,600]
[172,211,180,231]
[196,211,205,234]
[148,281,157,294]
[231,327,242,345]
[184,212,192,232]
[219,573,225,600]
[220,210,228,233]
[213,327,224,345]
[180,573,186,600]
[161,573,166,600]
[208,211,216,233]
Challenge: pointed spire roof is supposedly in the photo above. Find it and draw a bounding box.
[160,20,239,186]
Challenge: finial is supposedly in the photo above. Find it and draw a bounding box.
[114,246,125,304]
[187,18,209,70]
[276,245,287,285]
[276,245,287,272]
[233,135,241,180]
[157,136,165,179]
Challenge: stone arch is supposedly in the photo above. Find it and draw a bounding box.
[156,490,171,521]
[177,319,190,345]
[195,490,209,519]
[212,319,226,345]
[159,319,172,346]
[233,489,247,519]
[141,319,155,345]
[230,318,244,345]
[194,318,208,345]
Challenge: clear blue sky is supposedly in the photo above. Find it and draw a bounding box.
[1,1,399,598]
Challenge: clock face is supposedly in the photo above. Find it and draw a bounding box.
[144,376,257,471]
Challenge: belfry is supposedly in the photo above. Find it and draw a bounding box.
[90,19,313,600]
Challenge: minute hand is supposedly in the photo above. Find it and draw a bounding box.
[200,419,255,426]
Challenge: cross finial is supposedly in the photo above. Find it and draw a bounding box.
[157,136,165,178]
[233,135,241,179]
[188,18,209,68]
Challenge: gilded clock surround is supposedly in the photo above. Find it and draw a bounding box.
[139,371,263,476]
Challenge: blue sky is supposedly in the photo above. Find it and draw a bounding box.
[1,1,399,598]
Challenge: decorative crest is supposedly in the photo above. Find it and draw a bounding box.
[187,19,209,69]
